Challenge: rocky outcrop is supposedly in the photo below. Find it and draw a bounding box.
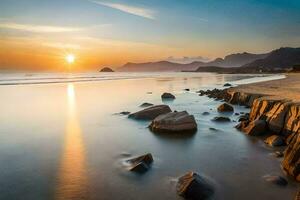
[217,103,234,112]
[200,87,300,181]
[149,111,197,133]
[128,105,171,120]
[282,132,300,181]
[126,153,153,173]
[176,172,214,200]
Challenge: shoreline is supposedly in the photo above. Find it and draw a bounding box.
[201,73,300,185]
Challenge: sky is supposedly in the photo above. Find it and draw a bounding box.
[0,0,299,71]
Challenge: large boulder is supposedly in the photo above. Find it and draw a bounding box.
[126,153,153,173]
[176,172,214,200]
[264,135,285,147]
[149,111,197,133]
[161,92,175,99]
[128,105,171,120]
[240,119,267,136]
[217,103,234,112]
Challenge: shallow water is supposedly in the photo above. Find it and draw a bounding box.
[0,72,297,200]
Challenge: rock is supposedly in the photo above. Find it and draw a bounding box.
[223,83,232,87]
[176,172,214,200]
[235,113,240,116]
[209,127,218,131]
[282,132,300,181]
[212,116,231,122]
[274,151,284,158]
[140,102,154,107]
[99,67,114,72]
[263,175,288,186]
[128,105,171,120]
[264,135,285,147]
[127,153,153,173]
[161,92,175,99]
[184,88,190,91]
[240,119,267,136]
[202,112,210,115]
[149,111,197,133]
[119,111,130,115]
[265,101,292,134]
[217,103,234,112]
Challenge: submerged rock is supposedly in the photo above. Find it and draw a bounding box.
[161,92,175,99]
[149,111,197,133]
[128,105,171,120]
[217,103,234,112]
[140,102,154,107]
[119,111,131,115]
[212,116,231,122]
[184,88,190,91]
[202,112,210,115]
[126,153,153,173]
[274,151,284,158]
[223,83,232,87]
[176,172,214,200]
[263,175,288,186]
[264,135,285,147]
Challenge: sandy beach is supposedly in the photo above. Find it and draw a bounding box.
[229,73,300,101]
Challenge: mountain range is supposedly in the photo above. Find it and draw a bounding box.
[117,47,300,72]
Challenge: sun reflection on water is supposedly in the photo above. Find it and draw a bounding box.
[55,83,88,199]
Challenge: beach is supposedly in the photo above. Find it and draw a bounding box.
[0,72,298,200]
[229,73,300,101]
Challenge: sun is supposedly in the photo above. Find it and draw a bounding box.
[66,54,75,64]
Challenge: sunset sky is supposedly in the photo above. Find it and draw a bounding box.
[0,0,299,71]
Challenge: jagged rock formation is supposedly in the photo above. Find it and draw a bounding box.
[201,88,300,181]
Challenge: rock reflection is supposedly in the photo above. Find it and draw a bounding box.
[55,83,88,200]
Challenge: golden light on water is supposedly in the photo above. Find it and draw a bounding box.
[55,83,88,199]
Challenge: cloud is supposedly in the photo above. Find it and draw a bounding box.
[0,22,82,33]
[90,1,155,19]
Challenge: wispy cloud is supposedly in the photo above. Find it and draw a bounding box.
[0,22,82,33]
[90,1,155,20]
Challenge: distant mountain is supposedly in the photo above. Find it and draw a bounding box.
[117,61,205,72]
[118,47,299,72]
[195,47,300,73]
[118,52,268,72]
[206,52,269,67]
[241,47,300,69]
